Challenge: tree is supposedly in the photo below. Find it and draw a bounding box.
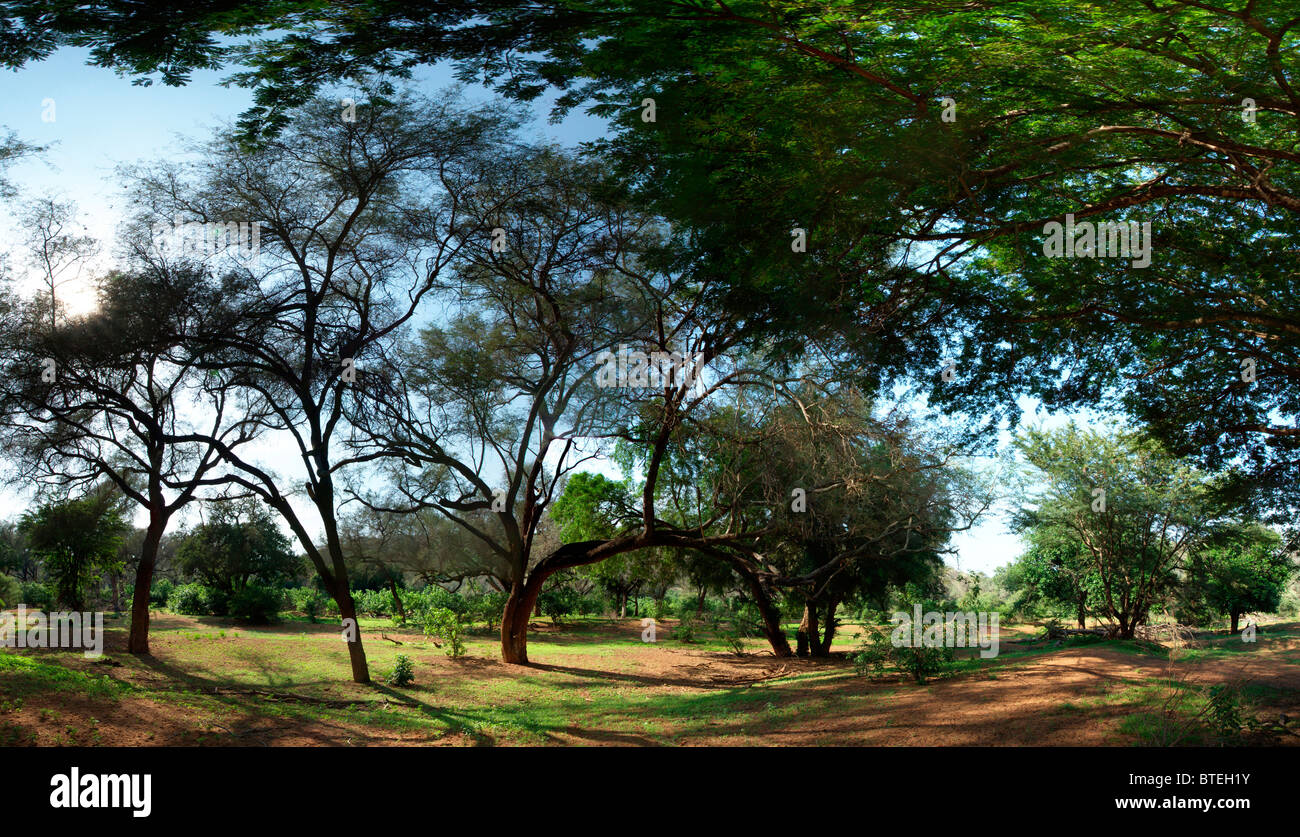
[117,88,516,683]
[1013,423,1224,638]
[16,196,99,329]
[0,521,33,581]
[176,499,300,596]
[19,487,128,611]
[652,383,987,657]
[352,142,774,664]
[0,264,255,653]
[1186,523,1294,633]
[1006,533,1097,629]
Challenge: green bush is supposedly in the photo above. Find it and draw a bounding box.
[229,583,285,623]
[354,588,397,618]
[575,593,607,617]
[207,588,231,617]
[539,587,580,624]
[420,606,467,658]
[852,625,955,683]
[17,582,54,611]
[0,575,19,608]
[149,578,176,608]
[287,587,326,622]
[465,590,508,631]
[387,654,415,687]
[167,583,211,615]
[405,586,467,617]
[674,616,697,643]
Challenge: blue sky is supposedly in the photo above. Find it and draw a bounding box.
[0,47,1034,575]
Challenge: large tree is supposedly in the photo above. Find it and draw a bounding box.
[0,265,255,653]
[15,0,1299,501]
[1013,423,1228,638]
[20,486,128,611]
[1185,522,1294,633]
[116,89,518,682]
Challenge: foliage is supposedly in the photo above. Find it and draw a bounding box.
[17,581,53,611]
[228,583,285,624]
[1013,423,1226,637]
[286,587,326,623]
[0,574,19,608]
[149,578,175,609]
[420,606,467,658]
[387,654,415,687]
[167,583,213,616]
[853,625,955,684]
[1183,524,1294,629]
[19,493,127,610]
[175,500,301,595]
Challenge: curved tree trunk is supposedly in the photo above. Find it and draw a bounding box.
[501,574,547,664]
[736,571,792,658]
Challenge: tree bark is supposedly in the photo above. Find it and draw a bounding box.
[501,575,546,664]
[796,603,812,657]
[336,586,370,683]
[1231,610,1241,634]
[387,576,406,623]
[738,572,792,657]
[127,518,165,655]
[696,586,707,618]
[817,596,841,656]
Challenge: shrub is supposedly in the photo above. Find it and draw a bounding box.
[575,593,607,617]
[674,617,697,643]
[17,582,54,611]
[387,654,415,687]
[287,587,326,622]
[852,625,955,683]
[465,591,508,631]
[355,588,396,618]
[420,606,467,658]
[539,587,580,624]
[0,574,19,608]
[149,578,175,608]
[717,624,746,655]
[405,586,467,617]
[207,588,231,617]
[167,583,212,615]
[229,583,285,624]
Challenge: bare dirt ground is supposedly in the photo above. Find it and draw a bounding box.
[3,616,1298,746]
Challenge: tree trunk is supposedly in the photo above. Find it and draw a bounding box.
[501,575,546,664]
[1231,610,1241,634]
[127,518,165,655]
[336,587,371,684]
[1076,597,1087,630]
[388,576,406,624]
[806,603,823,657]
[796,603,812,657]
[696,586,706,618]
[737,572,792,657]
[817,597,840,656]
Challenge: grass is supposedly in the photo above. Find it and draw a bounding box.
[2,610,1297,746]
